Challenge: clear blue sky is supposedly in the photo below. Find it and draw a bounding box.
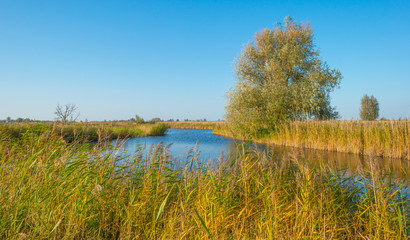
[1,0,409,121]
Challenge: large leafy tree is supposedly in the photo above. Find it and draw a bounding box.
[359,94,379,120]
[226,17,342,137]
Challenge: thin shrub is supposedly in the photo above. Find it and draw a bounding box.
[149,123,169,136]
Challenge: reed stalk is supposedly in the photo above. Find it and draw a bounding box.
[0,129,408,239]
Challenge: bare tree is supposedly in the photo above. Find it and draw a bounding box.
[55,103,80,123]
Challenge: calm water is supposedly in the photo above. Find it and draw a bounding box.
[114,128,239,161]
[113,128,410,182]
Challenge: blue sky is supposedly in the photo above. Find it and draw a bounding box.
[1,0,409,121]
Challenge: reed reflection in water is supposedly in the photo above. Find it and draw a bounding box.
[113,128,409,182]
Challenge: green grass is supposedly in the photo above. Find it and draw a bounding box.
[0,121,169,143]
[0,130,408,239]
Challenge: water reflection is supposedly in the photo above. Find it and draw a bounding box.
[112,128,409,182]
[263,145,410,182]
[113,129,237,161]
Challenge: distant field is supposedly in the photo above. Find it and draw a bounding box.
[0,121,169,143]
[163,121,224,129]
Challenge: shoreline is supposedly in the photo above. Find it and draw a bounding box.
[165,120,410,160]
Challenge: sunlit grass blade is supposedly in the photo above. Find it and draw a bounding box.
[194,209,213,239]
[155,186,174,223]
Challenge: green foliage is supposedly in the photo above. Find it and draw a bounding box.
[148,117,162,124]
[226,17,342,137]
[149,123,169,136]
[360,94,379,120]
[135,114,145,124]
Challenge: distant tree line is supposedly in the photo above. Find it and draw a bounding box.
[130,115,208,123]
[2,117,35,123]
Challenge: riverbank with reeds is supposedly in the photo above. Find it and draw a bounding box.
[0,121,169,143]
[0,129,408,239]
[165,120,410,160]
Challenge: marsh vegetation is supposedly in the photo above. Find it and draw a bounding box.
[167,120,410,161]
[0,127,408,239]
[0,121,169,143]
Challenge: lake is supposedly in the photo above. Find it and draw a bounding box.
[113,128,410,182]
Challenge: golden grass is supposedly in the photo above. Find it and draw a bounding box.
[267,120,410,160]
[166,120,410,160]
[0,130,408,239]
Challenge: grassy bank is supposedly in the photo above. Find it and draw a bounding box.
[0,121,169,142]
[164,121,232,137]
[267,120,410,160]
[166,120,410,160]
[0,130,408,239]
[163,121,224,130]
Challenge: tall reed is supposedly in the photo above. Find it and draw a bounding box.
[0,130,408,239]
[268,120,410,160]
[166,120,410,160]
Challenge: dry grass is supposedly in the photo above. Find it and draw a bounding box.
[166,120,410,160]
[268,120,410,160]
[0,129,408,239]
[163,121,224,129]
